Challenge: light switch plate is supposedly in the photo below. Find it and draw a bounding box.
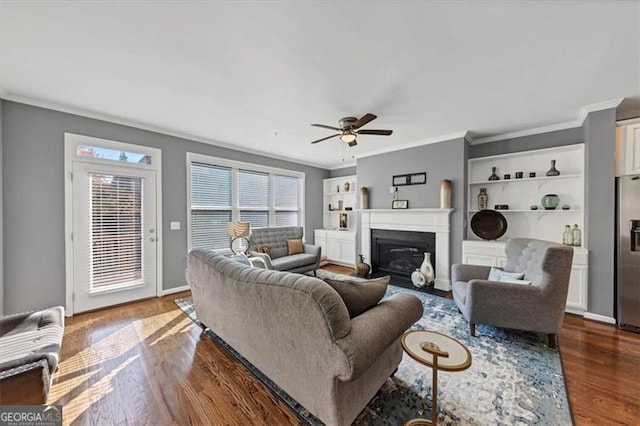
[170,221,181,230]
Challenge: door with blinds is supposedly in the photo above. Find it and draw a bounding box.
[72,161,157,313]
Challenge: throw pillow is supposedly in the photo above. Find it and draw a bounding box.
[487,267,530,285]
[286,239,304,255]
[256,245,272,258]
[323,275,390,318]
[487,267,525,281]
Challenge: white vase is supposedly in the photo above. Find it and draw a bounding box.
[419,252,435,284]
[411,269,427,287]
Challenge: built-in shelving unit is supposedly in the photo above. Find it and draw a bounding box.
[315,175,358,266]
[467,144,584,243]
[464,144,588,313]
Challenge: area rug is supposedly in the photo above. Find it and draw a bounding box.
[175,276,572,425]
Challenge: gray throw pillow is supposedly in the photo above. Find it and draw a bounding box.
[323,276,390,318]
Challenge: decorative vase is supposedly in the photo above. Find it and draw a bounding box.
[360,186,369,210]
[411,269,427,287]
[488,167,500,181]
[546,160,560,176]
[541,194,560,210]
[440,179,452,209]
[344,181,351,192]
[478,188,488,210]
[355,254,371,278]
[419,252,435,285]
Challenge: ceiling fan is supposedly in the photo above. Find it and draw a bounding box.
[310,113,393,147]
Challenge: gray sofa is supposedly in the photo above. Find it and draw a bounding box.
[452,238,573,348]
[249,226,321,275]
[0,306,65,404]
[186,250,423,426]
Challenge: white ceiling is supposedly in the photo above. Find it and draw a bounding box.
[1,1,639,169]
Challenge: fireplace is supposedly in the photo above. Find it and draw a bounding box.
[360,208,453,291]
[371,229,436,291]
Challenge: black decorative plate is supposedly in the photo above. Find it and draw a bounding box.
[471,210,508,240]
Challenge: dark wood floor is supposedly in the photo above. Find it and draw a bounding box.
[49,266,639,425]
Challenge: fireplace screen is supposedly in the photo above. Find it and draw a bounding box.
[371,229,436,288]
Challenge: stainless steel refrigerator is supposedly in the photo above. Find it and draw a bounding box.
[617,175,640,332]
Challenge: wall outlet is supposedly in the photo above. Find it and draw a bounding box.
[170,221,181,231]
[389,186,397,194]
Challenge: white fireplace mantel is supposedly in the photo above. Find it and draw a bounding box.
[360,208,454,291]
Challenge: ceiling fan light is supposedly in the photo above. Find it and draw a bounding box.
[340,132,357,143]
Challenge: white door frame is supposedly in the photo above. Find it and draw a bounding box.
[64,133,163,316]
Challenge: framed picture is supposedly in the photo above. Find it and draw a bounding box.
[339,213,348,229]
[392,172,426,186]
[392,200,409,209]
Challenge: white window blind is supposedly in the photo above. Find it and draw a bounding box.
[188,154,304,251]
[89,173,143,289]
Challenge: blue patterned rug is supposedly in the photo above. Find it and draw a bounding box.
[175,273,572,425]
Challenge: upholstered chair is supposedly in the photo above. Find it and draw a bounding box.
[451,238,574,348]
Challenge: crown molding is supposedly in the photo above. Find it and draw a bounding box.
[353,131,469,161]
[328,162,357,170]
[470,98,624,145]
[0,91,329,170]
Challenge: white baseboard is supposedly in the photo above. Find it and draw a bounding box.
[161,285,190,296]
[583,311,616,325]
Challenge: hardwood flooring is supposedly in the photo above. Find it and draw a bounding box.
[48,266,639,425]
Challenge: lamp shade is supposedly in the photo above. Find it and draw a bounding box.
[227,221,251,238]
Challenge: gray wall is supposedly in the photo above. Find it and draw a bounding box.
[2,100,328,314]
[584,108,616,317]
[468,127,584,159]
[357,138,467,265]
[329,165,357,178]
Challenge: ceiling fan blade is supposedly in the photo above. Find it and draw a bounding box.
[353,113,377,129]
[311,123,342,131]
[348,141,358,147]
[310,134,340,144]
[357,129,393,136]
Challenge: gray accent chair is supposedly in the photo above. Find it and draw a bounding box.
[249,226,321,275]
[452,238,574,348]
[0,306,65,404]
[187,250,424,426]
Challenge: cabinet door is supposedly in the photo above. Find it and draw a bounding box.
[626,124,640,174]
[566,265,588,312]
[339,240,356,265]
[462,253,498,267]
[327,239,341,261]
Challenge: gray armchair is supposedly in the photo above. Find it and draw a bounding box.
[452,238,574,348]
[249,226,321,275]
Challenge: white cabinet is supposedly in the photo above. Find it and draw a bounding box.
[314,229,356,266]
[467,144,585,244]
[616,120,640,176]
[462,240,588,313]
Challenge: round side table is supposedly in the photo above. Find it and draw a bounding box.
[401,330,472,426]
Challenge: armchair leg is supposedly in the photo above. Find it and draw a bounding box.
[470,323,476,337]
[313,270,317,277]
[547,333,557,349]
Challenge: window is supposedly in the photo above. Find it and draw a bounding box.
[187,154,304,251]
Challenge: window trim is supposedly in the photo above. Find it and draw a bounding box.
[186,152,305,252]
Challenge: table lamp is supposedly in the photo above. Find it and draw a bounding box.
[227,221,251,255]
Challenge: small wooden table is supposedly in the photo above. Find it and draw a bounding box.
[401,330,472,426]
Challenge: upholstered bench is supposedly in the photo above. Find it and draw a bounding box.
[0,306,65,404]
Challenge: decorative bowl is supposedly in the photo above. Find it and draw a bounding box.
[541,194,560,210]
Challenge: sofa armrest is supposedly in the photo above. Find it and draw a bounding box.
[335,293,423,380]
[304,244,322,268]
[466,279,543,316]
[249,251,273,269]
[451,264,491,283]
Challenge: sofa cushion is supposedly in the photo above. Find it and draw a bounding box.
[323,276,390,318]
[287,239,304,255]
[271,253,317,271]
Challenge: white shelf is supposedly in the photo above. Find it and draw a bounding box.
[325,191,356,196]
[469,174,583,185]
